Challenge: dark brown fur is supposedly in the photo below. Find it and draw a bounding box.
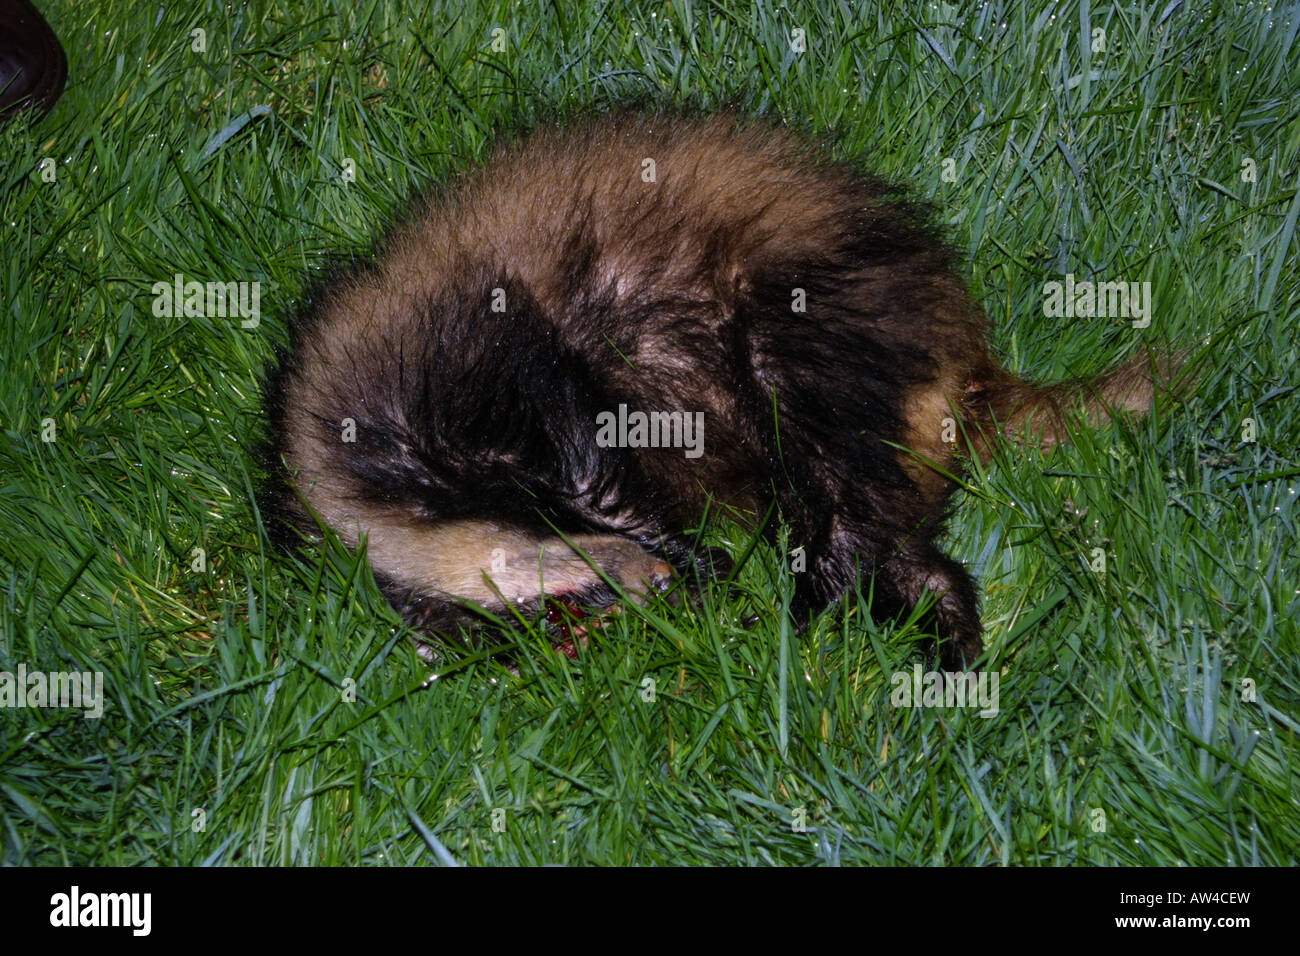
[265,109,1175,668]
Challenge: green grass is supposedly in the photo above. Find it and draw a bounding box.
[1,0,1297,866]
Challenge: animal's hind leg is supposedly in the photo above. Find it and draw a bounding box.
[738,283,984,667]
[772,492,983,669]
[875,539,983,669]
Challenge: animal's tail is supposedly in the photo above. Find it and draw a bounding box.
[963,347,1192,460]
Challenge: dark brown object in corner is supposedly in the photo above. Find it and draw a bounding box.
[0,0,67,120]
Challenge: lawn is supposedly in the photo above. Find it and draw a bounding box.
[0,0,1296,865]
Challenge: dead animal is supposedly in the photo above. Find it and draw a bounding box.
[263,108,1180,669]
